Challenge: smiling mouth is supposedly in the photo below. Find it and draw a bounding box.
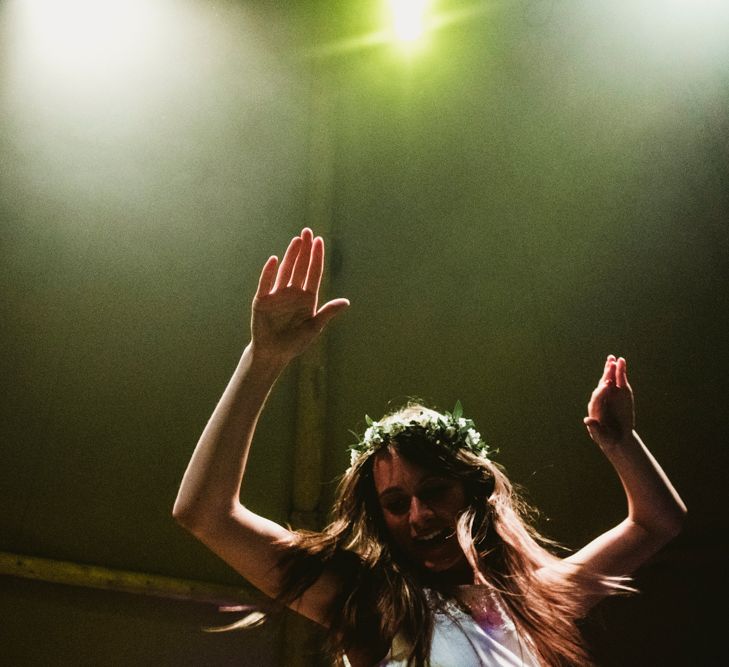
[413,529,452,546]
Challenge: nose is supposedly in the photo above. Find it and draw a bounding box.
[409,496,435,533]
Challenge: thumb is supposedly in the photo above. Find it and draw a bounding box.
[313,298,350,331]
[583,417,602,440]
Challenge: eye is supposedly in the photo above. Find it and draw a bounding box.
[419,484,448,501]
[382,497,409,516]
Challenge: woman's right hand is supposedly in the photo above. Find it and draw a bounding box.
[251,228,349,364]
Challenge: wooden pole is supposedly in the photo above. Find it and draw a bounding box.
[284,31,338,667]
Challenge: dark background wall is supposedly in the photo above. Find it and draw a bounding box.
[1,1,726,665]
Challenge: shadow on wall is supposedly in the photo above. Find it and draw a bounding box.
[582,533,720,667]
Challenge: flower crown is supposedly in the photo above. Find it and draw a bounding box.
[348,401,490,467]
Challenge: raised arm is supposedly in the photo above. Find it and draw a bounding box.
[172,228,349,624]
[565,355,686,585]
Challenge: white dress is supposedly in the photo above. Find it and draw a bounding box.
[346,587,540,667]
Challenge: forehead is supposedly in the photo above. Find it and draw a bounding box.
[372,447,442,493]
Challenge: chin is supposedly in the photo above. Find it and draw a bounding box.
[421,551,468,574]
[419,559,473,586]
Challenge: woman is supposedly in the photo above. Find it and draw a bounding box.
[173,228,686,666]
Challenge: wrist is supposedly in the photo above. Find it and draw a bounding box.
[598,428,642,460]
[245,341,292,371]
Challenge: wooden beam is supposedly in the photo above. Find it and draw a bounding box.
[0,551,256,606]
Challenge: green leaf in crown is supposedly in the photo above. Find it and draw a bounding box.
[347,403,490,468]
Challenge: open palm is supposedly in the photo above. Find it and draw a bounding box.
[251,228,349,363]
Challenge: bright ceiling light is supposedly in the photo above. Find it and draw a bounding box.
[388,0,431,43]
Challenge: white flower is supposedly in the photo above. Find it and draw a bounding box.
[458,418,468,428]
[364,425,383,444]
[389,422,405,437]
[466,428,482,446]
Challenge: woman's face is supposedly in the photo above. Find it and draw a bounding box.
[373,447,469,575]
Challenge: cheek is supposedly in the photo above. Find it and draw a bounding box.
[382,514,408,543]
[443,490,468,520]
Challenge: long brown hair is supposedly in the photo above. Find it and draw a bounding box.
[277,402,631,666]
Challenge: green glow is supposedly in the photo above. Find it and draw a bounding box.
[388,0,431,43]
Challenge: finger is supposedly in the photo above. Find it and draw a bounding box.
[313,298,350,331]
[583,417,600,439]
[601,355,612,383]
[583,417,609,445]
[274,236,302,290]
[290,228,313,288]
[304,236,324,295]
[616,357,627,388]
[605,355,617,385]
[256,255,278,297]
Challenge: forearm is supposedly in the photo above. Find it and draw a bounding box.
[173,342,288,527]
[601,430,687,538]
[566,430,686,578]
[571,357,686,579]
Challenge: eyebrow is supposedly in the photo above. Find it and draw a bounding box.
[378,487,404,500]
[377,475,450,500]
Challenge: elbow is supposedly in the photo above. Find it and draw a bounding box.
[666,501,688,539]
[172,502,192,530]
[172,498,238,537]
[172,499,206,535]
[652,501,688,543]
[632,502,687,548]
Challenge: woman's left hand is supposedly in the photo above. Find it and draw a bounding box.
[584,355,636,449]
[570,354,686,587]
